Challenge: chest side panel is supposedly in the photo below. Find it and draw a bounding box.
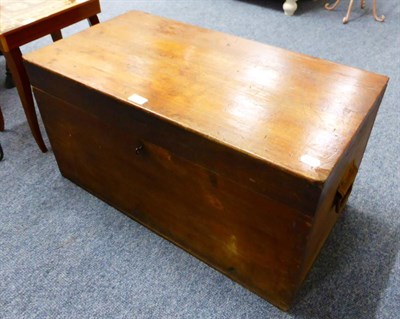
[34,87,313,310]
[25,62,322,215]
[299,86,387,285]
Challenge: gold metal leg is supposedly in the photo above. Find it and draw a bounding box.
[373,0,385,22]
[343,0,355,24]
[325,0,341,10]
[326,0,385,24]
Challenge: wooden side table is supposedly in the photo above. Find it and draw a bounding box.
[0,0,101,152]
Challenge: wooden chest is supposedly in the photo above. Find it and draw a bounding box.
[24,11,388,310]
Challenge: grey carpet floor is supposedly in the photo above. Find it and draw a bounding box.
[0,0,399,318]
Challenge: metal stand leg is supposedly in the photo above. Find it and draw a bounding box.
[325,0,341,10]
[325,0,385,23]
[343,0,355,24]
[373,0,385,21]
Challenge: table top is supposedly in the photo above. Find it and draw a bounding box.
[24,11,389,182]
[0,0,93,35]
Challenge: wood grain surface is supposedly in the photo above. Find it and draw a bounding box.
[0,0,93,34]
[33,87,315,309]
[24,11,388,182]
[0,0,100,152]
[24,11,389,310]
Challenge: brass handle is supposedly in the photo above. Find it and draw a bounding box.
[333,161,358,214]
[135,144,144,155]
[334,183,353,214]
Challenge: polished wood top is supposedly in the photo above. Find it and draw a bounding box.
[0,0,95,35]
[24,11,389,182]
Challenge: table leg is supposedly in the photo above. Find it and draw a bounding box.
[283,0,298,16]
[5,64,15,89]
[51,30,63,42]
[0,105,4,131]
[325,0,341,10]
[343,0,354,24]
[88,15,100,26]
[1,52,7,131]
[0,141,3,161]
[3,48,47,152]
[373,0,385,22]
